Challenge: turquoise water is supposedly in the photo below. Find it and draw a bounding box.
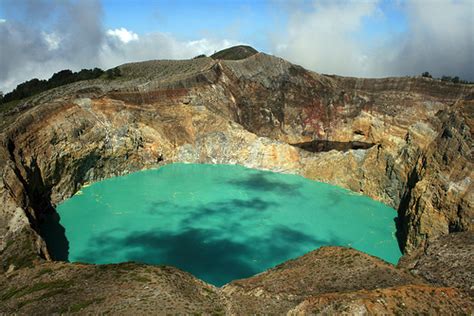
[53,163,401,286]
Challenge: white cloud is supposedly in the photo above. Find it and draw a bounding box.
[42,32,61,50]
[0,14,239,92]
[274,0,379,77]
[106,27,139,44]
[0,0,104,92]
[273,0,474,80]
[385,0,474,79]
[99,31,240,69]
[2,0,471,94]
[0,0,239,93]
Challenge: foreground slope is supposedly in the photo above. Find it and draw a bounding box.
[0,46,473,312]
[1,247,472,314]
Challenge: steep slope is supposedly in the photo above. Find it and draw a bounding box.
[399,231,474,295]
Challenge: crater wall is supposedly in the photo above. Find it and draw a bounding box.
[0,53,472,270]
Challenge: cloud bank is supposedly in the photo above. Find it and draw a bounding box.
[0,0,238,93]
[0,0,104,92]
[389,0,473,80]
[274,0,473,80]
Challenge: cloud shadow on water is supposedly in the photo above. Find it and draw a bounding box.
[47,167,353,286]
[180,197,278,225]
[43,170,354,287]
[74,223,343,286]
[227,173,302,196]
[146,196,279,228]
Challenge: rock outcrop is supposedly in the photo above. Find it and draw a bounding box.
[399,231,474,296]
[0,46,472,312]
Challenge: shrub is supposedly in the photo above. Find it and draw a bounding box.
[105,67,122,79]
[421,71,432,78]
[0,67,105,105]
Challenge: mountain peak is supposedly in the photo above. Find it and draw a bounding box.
[211,45,258,60]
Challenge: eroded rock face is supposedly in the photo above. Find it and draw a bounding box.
[397,108,473,251]
[0,50,472,311]
[288,285,473,315]
[399,231,474,296]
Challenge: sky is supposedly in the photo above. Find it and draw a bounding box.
[0,0,473,93]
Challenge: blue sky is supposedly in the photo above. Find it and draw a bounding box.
[0,0,408,52]
[101,0,285,51]
[99,0,407,52]
[0,0,472,92]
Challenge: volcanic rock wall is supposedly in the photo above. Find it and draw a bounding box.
[0,53,472,270]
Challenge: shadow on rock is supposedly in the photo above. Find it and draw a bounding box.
[39,210,70,261]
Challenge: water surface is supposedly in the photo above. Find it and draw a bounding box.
[51,163,401,286]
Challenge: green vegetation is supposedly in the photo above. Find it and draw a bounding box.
[105,67,122,79]
[421,71,432,78]
[16,280,73,297]
[202,287,215,294]
[1,287,27,301]
[16,288,70,309]
[0,68,105,106]
[36,267,53,277]
[210,45,258,60]
[441,75,462,84]
[37,288,69,299]
[0,65,123,115]
[0,99,22,114]
[57,298,105,313]
[5,249,35,270]
[3,237,14,250]
[1,280,73,301]
[421,71,473,84]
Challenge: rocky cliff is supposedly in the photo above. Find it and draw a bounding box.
[0,46,472,313]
